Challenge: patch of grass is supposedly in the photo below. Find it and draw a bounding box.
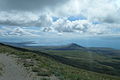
[37,71,51,76]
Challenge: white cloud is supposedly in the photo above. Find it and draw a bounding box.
[50,18,120,35]
[0,0,119,26]
[53,0,120,23]
[51,18,90,33]
[0,11,53,27]
[0,27,39,36]
[0,0,120,36]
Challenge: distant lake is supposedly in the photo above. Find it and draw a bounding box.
[0,35,120,49]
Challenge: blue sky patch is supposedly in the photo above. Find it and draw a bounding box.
[52,17,59,22]
[68,16,87,21]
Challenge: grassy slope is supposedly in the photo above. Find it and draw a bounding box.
[40,50,120,76]
[0,43,120,80]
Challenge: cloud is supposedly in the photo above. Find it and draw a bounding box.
[53,0,120,23]
[51,18,90,33]
[0,0,67,11]
[0,0,120,25]
[0,0,120,36]
[0,0,119,23]
[50,18,120,35]
[1,21,120,36]
[0,11,53,27]
[0,27,39,36]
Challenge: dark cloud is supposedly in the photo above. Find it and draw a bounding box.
[102,12,120,24]
[0,0,68,11]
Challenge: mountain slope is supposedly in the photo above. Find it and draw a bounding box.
[0,43,120,80]
[27,43,120,76]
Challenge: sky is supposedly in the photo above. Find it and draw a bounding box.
[0,0,120,38]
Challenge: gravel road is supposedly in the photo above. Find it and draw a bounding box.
[0,54,32,80]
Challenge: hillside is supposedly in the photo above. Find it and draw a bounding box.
[0,43,120,80]
[26,43,120,77]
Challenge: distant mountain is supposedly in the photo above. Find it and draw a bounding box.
[24,43,86,51]
[66,43,84,48]
[52,43,85,50]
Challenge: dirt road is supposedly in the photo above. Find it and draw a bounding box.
[0,54,32,80]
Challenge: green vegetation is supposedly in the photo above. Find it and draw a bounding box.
[42,50,120,76]
[0,43,120,80]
